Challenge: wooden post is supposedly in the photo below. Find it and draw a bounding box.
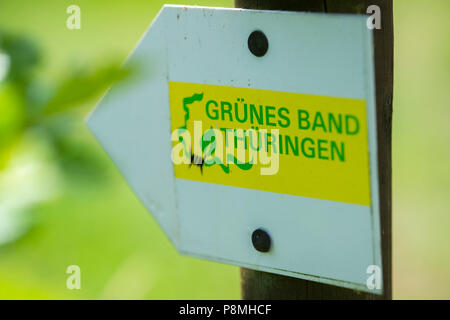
[235,0,393,300]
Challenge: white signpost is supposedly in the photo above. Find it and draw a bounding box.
[87,5,383,293]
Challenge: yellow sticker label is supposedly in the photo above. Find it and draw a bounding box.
[169,81,371,206]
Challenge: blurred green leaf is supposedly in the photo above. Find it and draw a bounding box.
[0,83,26,169]
[0,32,40,85]
[42,63,133,117]
[0,30,136,174]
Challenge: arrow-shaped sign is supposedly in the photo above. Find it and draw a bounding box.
[87,5,383,293]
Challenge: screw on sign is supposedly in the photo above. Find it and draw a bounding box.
[248,30,269,57]
[252,229,271,253]
[87,2,392,300]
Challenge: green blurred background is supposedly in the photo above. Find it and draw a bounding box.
[0,0,449,299]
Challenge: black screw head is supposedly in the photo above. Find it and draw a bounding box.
[248,30,269,57]
[252,228,271,253]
